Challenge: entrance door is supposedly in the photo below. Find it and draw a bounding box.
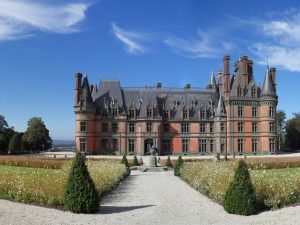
[144,139,153,155]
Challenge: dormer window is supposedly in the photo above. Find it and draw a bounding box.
[251,88,256,98]
[147,106,153,118]
[200,109,206,119]
[112,107,118,117]
[237,87,242,97]
[102,107,108,116]
[183,108,188,119]
[129,108,135,118]
[163,109,169,119]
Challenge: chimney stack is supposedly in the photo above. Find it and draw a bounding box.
[75,72,82,105]
[217,71,223,96]
[185,83,191,90]
[156,82,162,88]
[223,55,230,98]
[241,56,249,86]
[270,67,276,91]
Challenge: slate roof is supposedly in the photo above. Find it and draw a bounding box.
[261,68,277,97]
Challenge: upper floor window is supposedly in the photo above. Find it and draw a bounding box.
[80,121,86,132]
[181,123,190,133]
[251,88,256,98]
[252,107,257,118]
[252,122,258,133]
[112,123,118,133]
[112,107,118,117]
[238,106,243,117]
[129,123,135,133]
[221,123,225,132]
[269,122,276,132]
[237,88,242,97]
[200,110,206,119]
[146,122,152,133]
[183,108,188,119]
[200,123,206,133]
[269,107,275,117]
[129,108,135,118]
[163,123,170,133]
[102,123,108,132]
[238,122,244,132]
[147,107,152,118]
[210,123,214,133]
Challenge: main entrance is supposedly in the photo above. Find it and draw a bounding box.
[144,139,153,155]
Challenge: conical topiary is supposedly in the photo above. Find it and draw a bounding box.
[121,154,129,167]
[132,155,139,166]
[223,160,256,215]
[64,152,99,213]
[165,156,173,168]
[174,155,183,176]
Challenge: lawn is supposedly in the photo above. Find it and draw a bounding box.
[181,160,300,210]
[0,157,128,207]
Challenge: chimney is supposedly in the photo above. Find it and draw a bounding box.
[241,56,249,85]
[185,83,191,90]
[75,72,82,105]
[270,67,276,91]
[217,71,223,96]
[156,82,162,88]
[223,55,230,98]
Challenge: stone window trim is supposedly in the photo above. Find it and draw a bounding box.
[147,106,153,118]
[80,121,86,132]
[79,138,86,152]
[269,122,276,132]
[238,106,244,118]
[200,109,206,120]
[252,107,257,118]
[182,138,189,153]
[128,107,135,119]
[182,107,189,120]
[252,122,258,133]
[112,107,118,117]
[112,122,118,133]
[181,123,190,133]
[238,122,244,133]
[129,122,135,133]
[238,138,244,153]
[128,139,135,153]
[198,139,207,153]
[252,138,258,153]
[200,123,206,133]
[269,138,275,152]
[269,107,275,117]
[146,122,152,133]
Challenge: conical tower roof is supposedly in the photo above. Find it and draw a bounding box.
[81,76,93,105]
[207,72,217,89]
[261,68,276,97]
[215,95,225,116]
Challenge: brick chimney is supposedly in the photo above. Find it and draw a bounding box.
[75,72,82,105]
[270,67,276,91]
[223,55,230,98]
[217,71,223,96]
[241,56,248,86]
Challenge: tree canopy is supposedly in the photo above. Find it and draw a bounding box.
[276,110,287,150]
[286,113,300,151]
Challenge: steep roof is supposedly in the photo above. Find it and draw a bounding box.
[261,68,277,97]
[81,76,93,105]
[215,95,225,116]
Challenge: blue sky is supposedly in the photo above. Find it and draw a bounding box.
[1,0,300,140]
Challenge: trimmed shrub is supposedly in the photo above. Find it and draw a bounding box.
[223,160,256,215]
[121,155,129,167]
[165,156,173,168]
[132,155,139,166]
[174,155,183,176]
[64,152,99,213]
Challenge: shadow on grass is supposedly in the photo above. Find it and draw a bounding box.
[100,204,155,214]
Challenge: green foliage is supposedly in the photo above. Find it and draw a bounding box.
[132,155,139,166]
[8,133,23,154]
[223,160,256,215]
[174,155,183,176]
[64,153,99,213]
[0,134,8,153]
[277,110,287,150]
[121,155,129,167]
[22,117,52,151]
[165,156,173,168]
[286,113,300,151]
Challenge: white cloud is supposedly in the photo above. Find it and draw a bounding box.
[165,29,233,58]
[0,0,90,40]
[111,22,147,55]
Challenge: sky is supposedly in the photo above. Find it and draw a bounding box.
[1,0,300,140]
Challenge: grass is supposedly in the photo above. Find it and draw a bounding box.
[181,160,300,210]
[0,158,128,207]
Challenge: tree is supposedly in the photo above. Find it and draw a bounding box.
[8,133,23,154]
[22,117,52,151]
[165,156,173,168]
[174,155,183,176]
[132,155,139,166]
[277,110,287,150]
[223,160,256,215]
[286,113,300,151]
[64,152,99,213]
[0,115,8,132]
[0,134,8,153]
[121,155,129,167]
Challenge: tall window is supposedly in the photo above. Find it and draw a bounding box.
[112,139,118,151]
[163,109,169,119]
[210,123,214,133]
[238,139,244,153]
[183,108,188,119]
[112,107,118,116]
[237,88,242,97]
[128,139,135,153]
[200,110,206,119]
[80,138,86,152]
[238,122,244,132]
[129,123,135,133]
[102,123,108,132]
[251,88,256,98]
[252,139,258,153]
[221,123,225,132]
[252,122,257,133]
[102,108,108,116]
[112,123,118,133]
[181,123,190,133]
[129,108,135,118]
[199,139,207,153]
[182,139,189,153]
[200,123,206,133]
[80,121,86,132]
[269,138,275,152]
[146,122,152,133]
[162,139,171,152]
[269,122,276,132]
[252,107,257,117]
[238,106,243,117]
[147,107,152,118]
[101,139,107,150]
[269,107,275,117]
[210,140,214,153]
[163,123,170,133]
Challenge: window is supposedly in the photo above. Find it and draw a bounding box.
[210,123,214,133]
[146,122,152,133]
[238,139,244,153]
[147,107,152,118]
[252,139,258,153]
[111,139,118,151]
[163,109,169,119]
[200,123,206,133]
[163,123,170,133]
[102,108,108,116]
[181,123,190,133]
[128,139,135,153]
[210,140,214,153]
[80,121,86,132]
[102,123,108,132]
[200,110,206,119]
[269,138,275,152]
[221,123,225,132]
[199,139,207,153]
[252,107,257,117]
[237,88,242,97]
[80,138,86,152]
[129,123,135,133]
[269,122,275,132]
[112,107,118,116]
[129,108,135,118]
[112,123,118,133]
[101,139,107,150]
[183,108,188,119]
[238,122,244,132]
[251,88,256,98]
[162,139,171,152]
[269,107,275,117]
[238,106,243,117]
[182,139,189,153]
[252,122,257,133]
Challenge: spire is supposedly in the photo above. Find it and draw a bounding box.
[81,76,93,105]
[209,72,217,89]
[261,68,276,97]
[215,95,225,116]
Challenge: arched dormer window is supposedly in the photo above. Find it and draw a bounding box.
[112,106,118,117]
[182,107,188,119]
[147,105,153,118]
[128,107,135,118]
[251,88,256,98]
[237,86,242,97]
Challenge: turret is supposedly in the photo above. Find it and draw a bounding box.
[270,67,276,91]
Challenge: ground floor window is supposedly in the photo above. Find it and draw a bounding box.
[252,139,258,153]
[128,139,135,153]
[80,138,86,152]
[162,139,171,152]
[238,139,244,153]
[269,138,275,152]
[198,139,207,153]
[182,139,189,153]
[210,140,214,153]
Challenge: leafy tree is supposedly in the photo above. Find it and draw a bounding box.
[64,152,99,213]
[277,110,287,150]
[0,115,8,132]
[22,117,52,151]
[132,155,139,166]
[0,134,8,153]
[165,156,173,168]
[223,160,256,215]
[8,133,23,154]
[285,113,300,151]
[174,155,183,176]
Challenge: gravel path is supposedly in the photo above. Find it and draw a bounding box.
[0,170,299,225]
